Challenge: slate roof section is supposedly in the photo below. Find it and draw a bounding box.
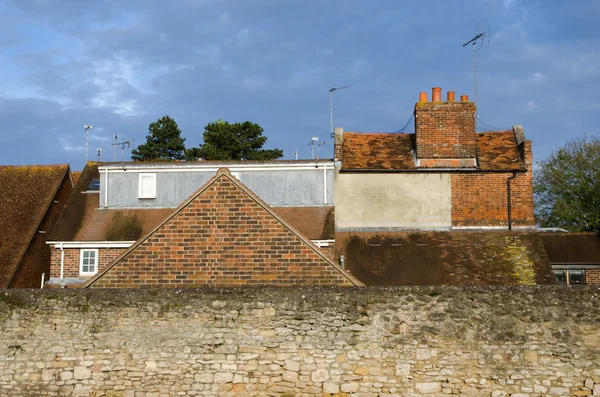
[50,163,333,242]
[84,168,362,287]
[0,164,70,287]
[540,233,600,264]
[338,231,555,286]
[341,131,526,171]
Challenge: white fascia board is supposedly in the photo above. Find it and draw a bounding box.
[99,163,334,173]
[46,241,135,249]
[311,239,335,247]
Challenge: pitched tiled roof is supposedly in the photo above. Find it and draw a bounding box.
[0,164,70,287]
[341,131,526,171]
[540,232,600,264]
[339,231,555,286]
[49,163,333,242]
[84,169,362,287]
[342,133,415,170]
[476,132,526,171]
[271,206,334,240]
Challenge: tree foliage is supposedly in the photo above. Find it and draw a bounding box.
[534,135,600,231]
[131,116,186,161]
[187,119,283,161]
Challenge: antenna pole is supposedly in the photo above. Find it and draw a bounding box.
[462,31,486,126]
[112,134,119,161]
[473,42,477,107]
[329,85,350,138]
[84,125,93,163]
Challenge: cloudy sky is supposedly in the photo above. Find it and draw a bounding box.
[1,0,599,170]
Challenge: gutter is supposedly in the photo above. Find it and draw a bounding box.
[339,168,527,173]
[59,242,64,283]
[506,171,518,230]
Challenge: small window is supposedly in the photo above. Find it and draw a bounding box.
[569,270,586,285]
[553,268,586,285]
[554,270,566,284]
[138,173,157,199]
[87,178,100,191]
[80,249,98,276]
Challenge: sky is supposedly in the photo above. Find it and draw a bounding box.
[1,0,599,170]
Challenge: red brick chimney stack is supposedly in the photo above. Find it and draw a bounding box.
[414,87,477,167]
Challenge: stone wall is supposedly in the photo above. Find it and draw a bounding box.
[0,287,599,396]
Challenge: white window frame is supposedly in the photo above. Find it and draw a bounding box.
[80,249,98,276]
[138,173,157,199]
[231,171,240,180]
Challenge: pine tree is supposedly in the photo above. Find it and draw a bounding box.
[131,116,186,161]
[186,119,283,161]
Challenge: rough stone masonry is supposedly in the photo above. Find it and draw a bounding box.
[0,286,599,396]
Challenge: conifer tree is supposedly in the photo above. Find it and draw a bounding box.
[131,116,186,161]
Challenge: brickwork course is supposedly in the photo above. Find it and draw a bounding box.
[85,169,361,288]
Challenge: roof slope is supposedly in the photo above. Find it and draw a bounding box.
[85,168,362,288]
[0,164,70,287]
[340,231,555,286]
[540,232,600,264]
[341,131,526,171]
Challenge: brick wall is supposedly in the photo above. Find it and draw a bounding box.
[451,171,534,227]
[587,269,600,285]
[90,174,355,288]
[50,248,124,279]
[10,171,74,288]
[414,101,476,159]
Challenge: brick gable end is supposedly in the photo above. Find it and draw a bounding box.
[89,173,356,288]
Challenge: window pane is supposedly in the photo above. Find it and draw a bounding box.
[87,179,100,190]
[554,270,566,284]
[569,270,585,285]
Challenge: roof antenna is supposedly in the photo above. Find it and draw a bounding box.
[462,26,490,124]
[112,134,119,161]
[96,148,102,162]
[113,137,134,165]
[329,85,350,138]
[84,125,93,162]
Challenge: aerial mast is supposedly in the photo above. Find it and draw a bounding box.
[329,85,350,138]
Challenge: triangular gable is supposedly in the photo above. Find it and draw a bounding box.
[85,168,362,288]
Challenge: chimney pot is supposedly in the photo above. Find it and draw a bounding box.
[460,95,469,102]
[432,87,442,102]
[419,92,428,103]
[447,91,455,102]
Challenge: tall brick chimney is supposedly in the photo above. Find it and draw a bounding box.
[414,87,477,167]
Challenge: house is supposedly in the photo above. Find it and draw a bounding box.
[540,232,600,285]
[333,87,555,285]
[83,168,360,287]
[46,160,338,287]
[0,164,73,288]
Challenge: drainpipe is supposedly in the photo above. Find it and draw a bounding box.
[323,165,327,204]
[104,168,109,208]
[506,172,518,230]
[59,242,65,287]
